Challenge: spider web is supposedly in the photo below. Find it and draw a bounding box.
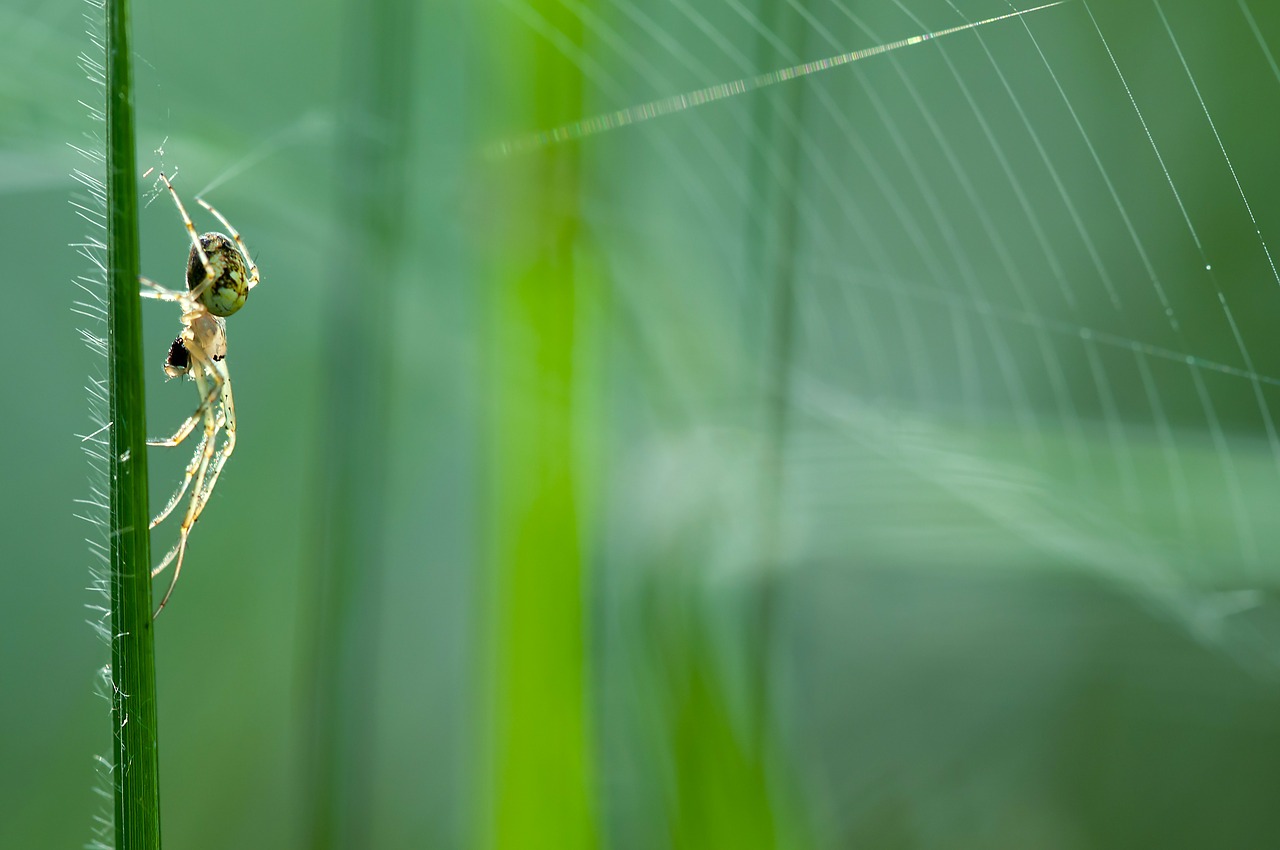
[488,0,1280,671]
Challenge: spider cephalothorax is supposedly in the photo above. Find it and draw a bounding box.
[141,172,259,618]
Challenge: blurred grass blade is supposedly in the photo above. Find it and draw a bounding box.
[104,0,161,844]
[660,610,779,850]
[477,2,601,848]
[300,0,415,844]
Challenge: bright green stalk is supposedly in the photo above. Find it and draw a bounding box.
[477,2,601,848]
[105,0,161,843]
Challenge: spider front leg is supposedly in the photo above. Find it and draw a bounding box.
[197,198,259,293]
[157,173,218,303]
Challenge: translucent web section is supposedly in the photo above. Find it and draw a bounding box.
[1237,0,1280,86]
[488,0,1072,158]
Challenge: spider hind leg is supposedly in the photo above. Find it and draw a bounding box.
[151,364,224,618]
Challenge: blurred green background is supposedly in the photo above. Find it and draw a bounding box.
[6,0,1280,847]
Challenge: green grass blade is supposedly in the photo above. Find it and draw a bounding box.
[300,0,414,844]
[477,3,601,847]
[105,0,161,843]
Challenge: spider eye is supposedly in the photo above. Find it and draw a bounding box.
[188,232,250,318]
[164,335,191,378]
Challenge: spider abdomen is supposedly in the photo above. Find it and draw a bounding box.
[188,231,250,317]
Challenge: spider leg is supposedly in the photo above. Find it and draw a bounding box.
[149,409,226,530]
[151,539,181,581]
[153,360,222,618]
[151,364,219,579]
[148,379,222,447]
[197,198,259,291]
[159,173,211,274]
[140,276,185,302]
[158,173,220,304]
[196,358,236,506]
[150,430,209,532]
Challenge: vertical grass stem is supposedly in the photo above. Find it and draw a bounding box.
[105,0,162,843]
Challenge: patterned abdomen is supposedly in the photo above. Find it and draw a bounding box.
[187,232,250,317]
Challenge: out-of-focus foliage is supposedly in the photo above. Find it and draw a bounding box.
[6,0,1280,848]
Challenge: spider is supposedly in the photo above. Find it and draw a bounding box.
[140,172,258,618]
